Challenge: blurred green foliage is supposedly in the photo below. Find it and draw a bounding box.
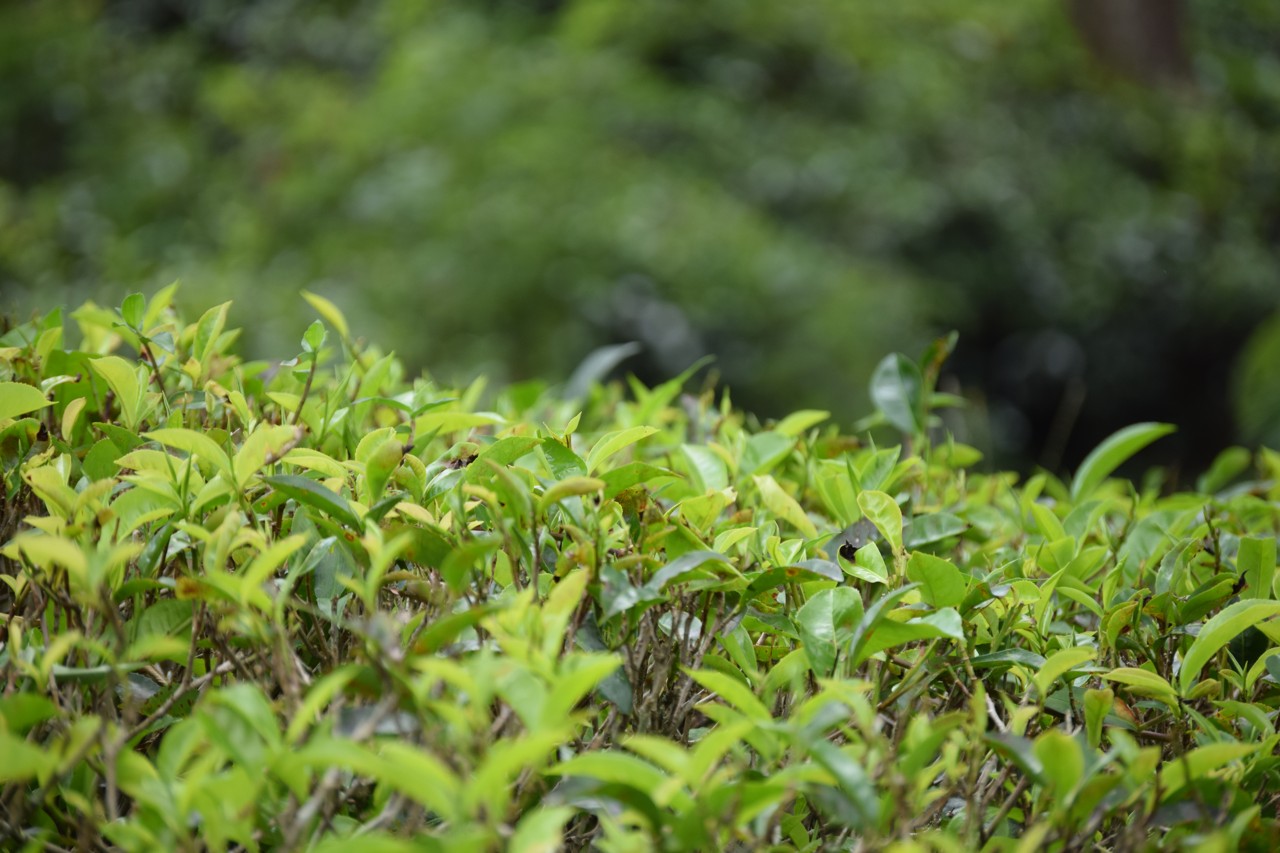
[2,0,1279,464]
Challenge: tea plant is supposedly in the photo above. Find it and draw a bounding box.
[1,289,1279,851]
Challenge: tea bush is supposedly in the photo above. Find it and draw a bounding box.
[2,290,1280,851]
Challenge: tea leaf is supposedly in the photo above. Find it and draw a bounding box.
[1179,600,1280,695]
[0,381,52,422]
[1070,422,1175,501]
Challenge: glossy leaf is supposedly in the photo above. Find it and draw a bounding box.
[264,474,363,530]
[1070,422,1175,501]
[857,490,903,556]
[796,587,864,677]
[1179,600,1280,694]
[869,353,924,435]
[586,426,659,473]
[1237,536,1276,600]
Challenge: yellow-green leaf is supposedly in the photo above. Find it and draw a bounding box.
[1033,647,1097,699]
[539,477,606,512]
[301,290,350,339]
[753,475,818,538]
[858,490,903,555]
[1101,667,1179,708]
[1179,599,1280,695]
[586,426,659,473]
[0,382,51,422]
[89,356,144,428]
[145,428,232,478]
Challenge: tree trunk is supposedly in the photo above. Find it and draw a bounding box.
[1068,0,1193,85]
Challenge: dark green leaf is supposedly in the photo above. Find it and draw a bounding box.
[264,474,363,530]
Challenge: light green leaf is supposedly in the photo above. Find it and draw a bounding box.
[89,356,143,429]
[301,290,350,338]
[547,751,668,791]
[796,587,864,677]
[685,667,772,722]
[192,302,231,365]
[858,490,903,555]
[301,320,326,353]
[145,428,232,478]
[241,535,308,593]
[1033,729,1083,794]
[682,443,729,492]
[234,424,300,484]
[538,476,606,512]
[0,731,59,782]
[1070,422,1175,501]
[375,741,462,819]
[120,292,146,329]
[1159,742,1259,795]
[264,474,363,530]
[1033,647,1097,699]
[466,436,542,483]
[905,551,966,608]
[774,409,831,438]
[1179,599,1280,694]
[650,550,736,590]
[511,806,575,853]
[753,475,818,538]
[586,426,659,473]
[1101,667,1179,707]
[853,607,963,664]
[286,667,361,744]
[740,431,795,477]
[0,381,52,422]
[1238,536,1276,600]
[851,542,888,583]
[1083,688,1114,749]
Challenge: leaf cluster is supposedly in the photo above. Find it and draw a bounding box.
[2,292,1280,851]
